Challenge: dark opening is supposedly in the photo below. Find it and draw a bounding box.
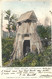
[18,22,22,26]
[24,19,31,23]
[24,34,29,37]
[23,40,30,56]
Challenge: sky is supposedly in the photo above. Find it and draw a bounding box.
[0,0,51,31]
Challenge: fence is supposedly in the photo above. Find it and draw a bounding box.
[2,31,16,38]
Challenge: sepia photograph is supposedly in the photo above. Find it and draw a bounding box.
[0,0,52,67]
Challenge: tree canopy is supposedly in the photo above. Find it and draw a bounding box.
[36,25,51,39]
[4,10,18,34]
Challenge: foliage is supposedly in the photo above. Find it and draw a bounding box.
[11,60,22,67]
[30,59,37,66]
[6,24,11,32]
[4,10,18,34]
[3,44,52,66]
[3,60,10,66]
[20,53,35,66]
[36,46,51,66]
[2,37,14,63]
[5,10,11,20]
[5,10,11,33]
[11,45,52,67]
[36,25,51,39]
[11,53,37,67]
[46,26,51,39]
[12,23,16,31]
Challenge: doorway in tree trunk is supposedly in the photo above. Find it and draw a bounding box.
[23,40,30,56]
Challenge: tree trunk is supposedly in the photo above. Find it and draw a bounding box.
[8,31,10,37]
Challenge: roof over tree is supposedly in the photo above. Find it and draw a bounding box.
[17,10,37,23]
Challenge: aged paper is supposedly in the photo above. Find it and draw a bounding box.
[0,0,52,79]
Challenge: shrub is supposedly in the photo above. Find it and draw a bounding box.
[11,59,22,67]
[2,37,14,63]
[36,25,51,39]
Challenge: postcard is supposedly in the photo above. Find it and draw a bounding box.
[0,0,52,79]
